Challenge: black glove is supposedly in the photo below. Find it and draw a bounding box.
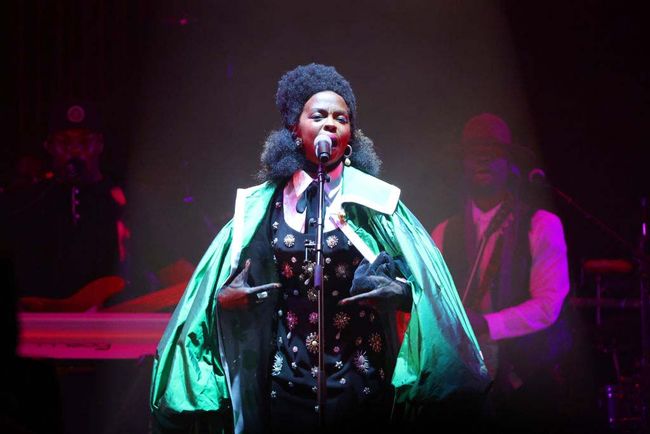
[217,259,281,310]
[339,252,412,312]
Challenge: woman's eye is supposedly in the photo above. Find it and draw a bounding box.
[337,117,349,124]
[311,114,323,121]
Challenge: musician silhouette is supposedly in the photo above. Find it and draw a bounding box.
[4,100,129,310]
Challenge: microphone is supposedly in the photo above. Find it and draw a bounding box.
[314,134,332,163]
[528,168,546,185]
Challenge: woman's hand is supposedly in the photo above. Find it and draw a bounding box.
[217,259,281,310]
[339,274,411,312]
[338,252,412,312]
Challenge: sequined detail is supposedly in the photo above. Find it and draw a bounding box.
[291,361,297,369]
[291,256,297,263]
[333,312,351,330]
[379,368,385,380]
[307,288,317,302]
[281,262,294,279]
[302,261,315,280]
[286,311,298,331]
[335,360,343,369]
[271,390,277,398]
[272,353,283,376]
[288,381,294,388]
[335,263,349,279]
[293,289,299,296]
[363,387,371,395]
[306,332,319,354]
[272,221,279,230]
[325,257,332,264]
[292,346,298,353]
[355,336,363,346]
[312,386,317,393]
[339,377,346,385]
[369,333,382,353]
[353,350,370,374]
[277,309,283,317]
[347,239,353,246]
[271,237,278,247]
[311,366,319,378]
[283,234,296,248]
[275,201,282,208]
[309,312,318,324]
[332,290,339,297]
[326,235,339,248]
[333,345,341,353]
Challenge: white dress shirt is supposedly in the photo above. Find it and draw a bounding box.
[431,201,570,342]
[283,162,344,233]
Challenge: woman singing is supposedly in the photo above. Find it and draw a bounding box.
[150,63,489,434]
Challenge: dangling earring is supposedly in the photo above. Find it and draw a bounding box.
[294,137,303,150]
[343,145,352,166]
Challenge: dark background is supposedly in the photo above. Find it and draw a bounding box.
[4,1,649,432]
[6,0,649,269]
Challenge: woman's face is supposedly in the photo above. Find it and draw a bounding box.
[294,90,351,167]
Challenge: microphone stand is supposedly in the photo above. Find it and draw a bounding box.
[314,161,328,428]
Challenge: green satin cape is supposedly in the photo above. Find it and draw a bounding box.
[150,167,489,433]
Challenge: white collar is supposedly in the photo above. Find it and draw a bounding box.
[290,162,343,199]
[471,200,502,224]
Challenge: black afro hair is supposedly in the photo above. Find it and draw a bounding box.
[257,63,381,184]
[276,63,357,129]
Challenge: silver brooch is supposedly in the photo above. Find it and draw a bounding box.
[326,235,339,248]
[271,352,283,376]
[283,234,296,248]
[306,332,319,354]
[353,350,370,374]
[272,221,279,230]
[335,263,348,279]
[275,201,282,209]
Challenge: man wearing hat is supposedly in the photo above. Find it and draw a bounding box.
[5,100,129,308]
[431,113,570,432]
